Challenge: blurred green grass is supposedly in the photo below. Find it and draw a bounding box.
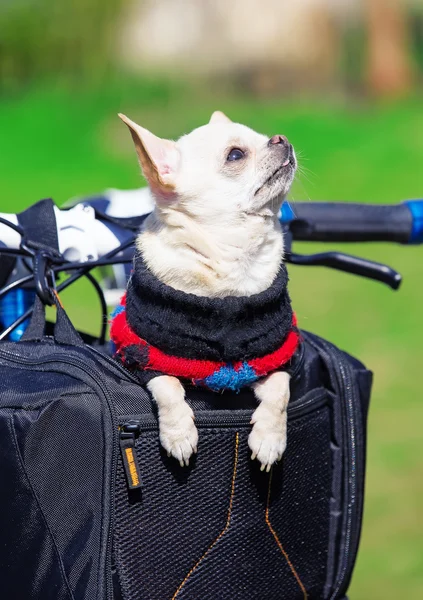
[0,81,422,598]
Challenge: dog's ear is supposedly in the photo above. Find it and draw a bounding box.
[209,111,232,125]
[118,113,179,195]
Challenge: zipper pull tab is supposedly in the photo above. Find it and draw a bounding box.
[119,421,142,490]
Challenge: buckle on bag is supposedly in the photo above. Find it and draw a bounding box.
[19,236,65,305]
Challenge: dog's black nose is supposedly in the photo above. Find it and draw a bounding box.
[268,135,289,146]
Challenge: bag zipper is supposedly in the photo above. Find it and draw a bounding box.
[119,388,327,432]
[0,346,118,600]
[119,422,143,491]
[302,333,364,600]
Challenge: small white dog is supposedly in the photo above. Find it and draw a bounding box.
[112,111,298,472]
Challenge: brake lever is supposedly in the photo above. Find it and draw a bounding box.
[285,250,402,290]
[281,224,402,289]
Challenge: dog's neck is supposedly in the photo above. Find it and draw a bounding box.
[137,204,284,297]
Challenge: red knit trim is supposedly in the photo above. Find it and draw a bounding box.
[148,346,225,379]
[247,328,300,376]
[110,310,146,348]
[110,294,299,380]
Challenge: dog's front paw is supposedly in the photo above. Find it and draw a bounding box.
[248,406,287,472]
[159,403,198,467]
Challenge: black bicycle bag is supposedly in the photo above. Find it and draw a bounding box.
[0,299,371,600]
[0,201,372,600]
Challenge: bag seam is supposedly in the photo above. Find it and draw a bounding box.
[8,411,75,600]
[171,431,239,599]
[265,468,308,599]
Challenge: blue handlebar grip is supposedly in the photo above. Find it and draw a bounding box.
[280,201,295,223]
[404,200,423,244]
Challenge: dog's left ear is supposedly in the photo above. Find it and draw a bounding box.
[209,111,232,125]
[118,113,179,196]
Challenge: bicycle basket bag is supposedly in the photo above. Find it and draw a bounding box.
[0,200,373,600]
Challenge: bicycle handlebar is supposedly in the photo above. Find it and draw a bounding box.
[0,191,422,264]
[282,200,423,245]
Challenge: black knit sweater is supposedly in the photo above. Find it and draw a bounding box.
[126,252,294,362]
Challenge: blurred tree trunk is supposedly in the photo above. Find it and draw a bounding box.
[244,3,339,97]
[365,0,413,97]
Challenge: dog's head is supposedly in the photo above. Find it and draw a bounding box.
[119,111,296,222]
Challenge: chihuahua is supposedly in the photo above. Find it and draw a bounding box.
[112,111,297,472]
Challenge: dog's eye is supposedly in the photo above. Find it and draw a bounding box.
[227,148,244,161]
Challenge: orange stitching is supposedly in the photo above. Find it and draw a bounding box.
[171,432,239,599]
[53,290,64,308]
[265,469,308,600]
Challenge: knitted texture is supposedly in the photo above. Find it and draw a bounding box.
[126,252,295,362]
[110,253,299,391]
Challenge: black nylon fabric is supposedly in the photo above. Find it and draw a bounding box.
[0,343,116,600]
[14,391,105,596]
[0,413,74,600]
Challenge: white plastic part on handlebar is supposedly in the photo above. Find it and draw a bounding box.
[0,213,21,250]
[0,205,131,261]
[0,188,155,261]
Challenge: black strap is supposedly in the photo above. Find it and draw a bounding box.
[0,254,16,288]
[21,293,84,347]
[17,199,84,347]
[17,198,61,258]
